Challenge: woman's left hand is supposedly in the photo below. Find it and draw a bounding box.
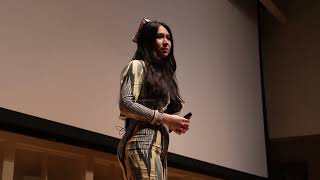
[161,114,190,135]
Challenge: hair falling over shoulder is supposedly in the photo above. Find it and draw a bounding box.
[132,21,183,114]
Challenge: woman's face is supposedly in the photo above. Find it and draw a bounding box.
[155,25,171,59]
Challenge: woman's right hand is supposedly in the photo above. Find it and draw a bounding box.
[161,114,190,135]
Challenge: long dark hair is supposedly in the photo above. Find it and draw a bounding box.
[133,21,183,114]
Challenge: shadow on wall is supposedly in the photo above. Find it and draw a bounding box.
[227,0,258,25]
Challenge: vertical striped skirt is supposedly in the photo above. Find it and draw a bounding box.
[122,127,167,180]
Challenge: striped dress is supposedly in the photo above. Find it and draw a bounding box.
[117,60,173,180]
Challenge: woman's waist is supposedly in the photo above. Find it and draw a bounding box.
[126,127,163,150]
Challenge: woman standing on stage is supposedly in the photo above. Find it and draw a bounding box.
[117,18,190,180]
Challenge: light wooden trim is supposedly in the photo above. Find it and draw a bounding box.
[1,142,15,180]
[16,142,85,160]
[40,153,48,180]
[84,156,94,180]
[259,0,287,23]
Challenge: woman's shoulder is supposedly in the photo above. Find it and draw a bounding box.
[126,59,145,72]
[129,59,145,68]
[121,60,145,77]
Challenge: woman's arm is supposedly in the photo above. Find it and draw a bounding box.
[119,60,163,125]
[119,60,190,133]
